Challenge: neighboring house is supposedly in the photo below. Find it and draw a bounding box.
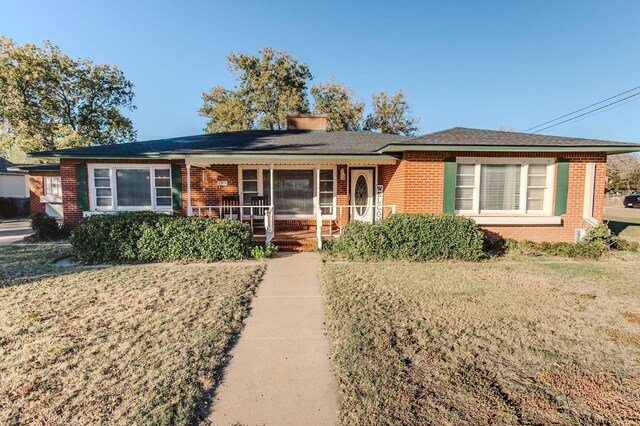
[29,115,640,250]
[0,158,28,199]
[8,163,63,219]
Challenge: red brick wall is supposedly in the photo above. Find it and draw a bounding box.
[28,171,61,215]
[380,151,607,243]
[183,164,239,214]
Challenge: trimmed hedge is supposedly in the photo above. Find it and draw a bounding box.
[70,212,258,263]
[331,213,486,261]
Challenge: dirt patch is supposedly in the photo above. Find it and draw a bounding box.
[623,311,640,324]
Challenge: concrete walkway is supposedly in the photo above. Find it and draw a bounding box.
[208,252,338,425]
[0,219,31,244]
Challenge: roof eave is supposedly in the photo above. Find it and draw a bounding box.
[28,152,398,160]
[378,144,640,154]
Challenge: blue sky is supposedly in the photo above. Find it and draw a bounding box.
[2,0,640,142]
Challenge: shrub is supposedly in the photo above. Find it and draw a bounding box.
[507,239,607,260]
[332,213,485,261]
[71,212,259,264]
[30,212,60,241]
[70,211,161,263]
[251,243,278,260]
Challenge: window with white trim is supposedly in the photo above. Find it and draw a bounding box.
[454,159,552,215]
[44,176,62,197]
[319,170,334,215]
[93,168,112,208]
[90,165,172,210]
[240,167,336,217]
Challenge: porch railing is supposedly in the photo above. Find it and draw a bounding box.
[191,205,275,244]
[189,203,396,248]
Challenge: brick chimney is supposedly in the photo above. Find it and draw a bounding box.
[286,115,327,131]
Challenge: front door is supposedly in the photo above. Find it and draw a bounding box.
[350,169,375,223]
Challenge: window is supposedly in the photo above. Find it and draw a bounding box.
[454,164,475,211]
[480,164,521,211]
[527,164,547,211]
[90,165,171,210]
[319,170,334,215]
[268,170,314,215]
[454,160,552,215]
[241,167,335,217]
[116,169,151,207]
[154,169,172,207]
[44,176,62,197]
[94,168,112,207]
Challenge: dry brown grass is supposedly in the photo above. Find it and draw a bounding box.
[321,251,640,425]
[0,246,265,425]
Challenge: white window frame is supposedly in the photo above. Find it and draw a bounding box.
[238,165,337,219]
[455,158,555,216]
[88,164,173,212]
[44,176,62,197]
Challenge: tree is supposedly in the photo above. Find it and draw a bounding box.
[607,153,640,194]
[310,79,364,131]
[0,37,136,154]
[200,47,312,132]
[198,86,254,133]
[363,90,419,136]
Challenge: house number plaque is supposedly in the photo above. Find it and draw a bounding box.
[375,185,383,221]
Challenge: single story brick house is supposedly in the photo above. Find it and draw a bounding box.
[8,163,63,219]
[29,115,640,250]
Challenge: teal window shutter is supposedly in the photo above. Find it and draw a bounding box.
[171,163,183,210]
[75,163,89,211]
[554,158,569,215]
[443,157,456,213]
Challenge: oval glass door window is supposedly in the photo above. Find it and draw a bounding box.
[354,175,368,216]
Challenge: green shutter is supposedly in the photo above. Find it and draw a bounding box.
[75,163,89,211]
[443,157,457,214]
[171,163,183,210]
[554,158,569,216]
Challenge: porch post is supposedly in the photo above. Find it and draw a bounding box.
[186,163,192,216]
[270,164,274,210]
[316,167,322,250]
[270,164,274,241]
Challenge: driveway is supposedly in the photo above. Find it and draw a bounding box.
[604,206,640,224]
[0,219,32,244]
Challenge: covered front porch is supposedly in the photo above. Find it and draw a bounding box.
[183,158,397,250]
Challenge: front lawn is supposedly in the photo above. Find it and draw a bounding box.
[321,252,640,425]
[0,245,264,425]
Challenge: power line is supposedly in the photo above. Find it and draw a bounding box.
[522,85,640,133]
[528,91,640,134]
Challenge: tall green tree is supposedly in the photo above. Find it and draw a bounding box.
[198,86,254,133]
[0,37,136,154]
[311,79,364,131]
[200,47,312,131]
[363,90,419,136]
